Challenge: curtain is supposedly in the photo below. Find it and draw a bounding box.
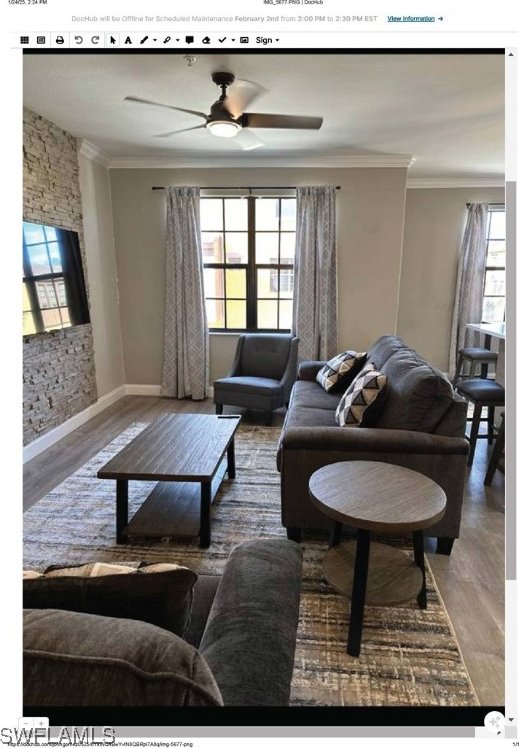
[448,203,489,376]
[161,186,209,400]
[292,185,337,361]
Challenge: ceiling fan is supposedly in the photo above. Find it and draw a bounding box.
[124,71,323,150]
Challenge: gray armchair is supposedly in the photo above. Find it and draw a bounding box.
[213,334,299,425]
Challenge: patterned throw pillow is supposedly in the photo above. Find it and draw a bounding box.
[316,350,367,393]
[23,561,197,637]
[335,364,388,427]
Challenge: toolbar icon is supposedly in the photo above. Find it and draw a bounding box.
[185,35,194,44]
[108,34,119,46]
[91,35,100,44]
[240,36,249,43]
[56,35,65,45]
[36,36,46,45]
[202,36,211,44]
[124,36,132,45]
[140,35,148,44]
[163,36,171,43]
[74,35,83,44]
[20,36,29,44]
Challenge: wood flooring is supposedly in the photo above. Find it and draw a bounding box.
[23,395,505,706]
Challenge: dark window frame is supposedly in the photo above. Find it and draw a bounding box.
[201,195,296,332]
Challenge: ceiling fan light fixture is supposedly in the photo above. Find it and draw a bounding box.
[207,120,241,138]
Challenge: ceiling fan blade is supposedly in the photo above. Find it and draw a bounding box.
[242,113,323,130]
[154,125,206,138]
[125,96,208,121]
[236,129,264,151]
[224,80,265,119]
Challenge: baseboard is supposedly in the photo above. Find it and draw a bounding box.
[23,386,126,463]
[124,384,163,396]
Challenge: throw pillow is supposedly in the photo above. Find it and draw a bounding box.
[316,350,367,393]
[23,561,197,638]
[335,364,388,427]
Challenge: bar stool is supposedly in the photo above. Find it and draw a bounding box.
[452,347,498,384]
[455,379,505,467]
[484,413,505,485]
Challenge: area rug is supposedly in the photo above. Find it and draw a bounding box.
[23,422,479,707]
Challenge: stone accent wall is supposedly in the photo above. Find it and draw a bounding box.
[23,108,97,445]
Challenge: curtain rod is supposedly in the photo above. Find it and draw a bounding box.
[465,202,504,208]
[152,185,341,191]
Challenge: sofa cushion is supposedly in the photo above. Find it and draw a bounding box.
[335,364,388,427]
[23,561,197,638]
[366,334,406,369]
[284,402,338,429]
[24,608,223,707]
[213,376,282,394]
[316,350,367,393]
[289,380,341,411]
[377,349,455,432]
[239,334,291,379]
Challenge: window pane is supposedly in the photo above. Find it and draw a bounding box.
[54,278,67,306]
[206,298,225,328]
[43,226,58,242]
[59,307,71,327]
[47,242,63,272]
[280,232,296,261]
[482,297,505,323]
[279,299,293,329]
[23,311,37,336]
[204,268,224,298]
[41,308,62,331]
[200,199,223,231]
[257,268,279,299]
[224,198,247,230]
[489,211,505,240]
[487,241,505,267]
[484,270,505,296]
[202,233,224,263]
[281,199,296,231]
[256,199,279,231]
[225,233,248,264]
[23,222,45,245]
[36,280,57,309]
[226,269,246,298]
[27,245,51,275]
[22,283,32,312]
[279,269,294,298]
[257,299,278,329]
[226,300,246,329]
[256,233,279,264]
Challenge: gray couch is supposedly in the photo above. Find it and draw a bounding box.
[24,539,303,709]
[277,335,469,555]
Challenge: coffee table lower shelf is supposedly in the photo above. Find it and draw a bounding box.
[323,541,423,607]
[121,459,228,547]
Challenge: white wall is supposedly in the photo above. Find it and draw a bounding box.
[79,153,125,396]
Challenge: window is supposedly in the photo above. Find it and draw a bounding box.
[482,207,505,323]
[22,222,90,335]
[201,196,296,331]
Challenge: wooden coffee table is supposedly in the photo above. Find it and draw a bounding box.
[97,414,240,548]
[309,461,446,657]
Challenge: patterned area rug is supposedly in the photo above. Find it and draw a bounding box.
[24,422,478,707]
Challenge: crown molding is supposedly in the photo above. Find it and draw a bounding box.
[79,139,111,167]
[406,177,505,189]
[107,153,415,169]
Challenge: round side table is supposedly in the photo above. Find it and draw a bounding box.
[309,461,446,657]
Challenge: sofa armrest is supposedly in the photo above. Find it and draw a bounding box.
[199,539,302,706]
[281,426,469,456]
[297,361,325,381]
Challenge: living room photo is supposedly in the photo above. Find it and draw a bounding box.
[22,50,505,721]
